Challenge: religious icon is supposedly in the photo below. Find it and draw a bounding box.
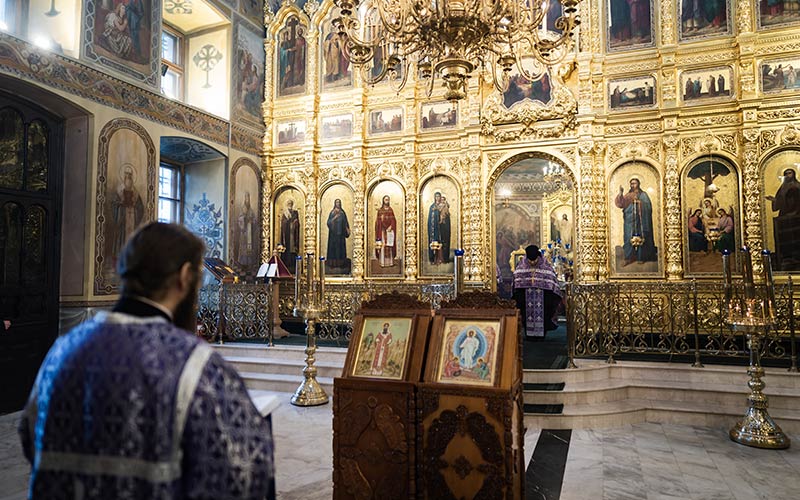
[109,162,145,272]
[351,317,413,380]
[681,67,733,103]
[273,188,303,270]
[679,0,730,40]
[607,0,653,50]
[93,0,151,67]
[682,157,739,275]
[320,184,353,276]
[277,17,307,97]
[609,76,656,110]
[419,175,460,277]
[368,180,404,277]
[276,120,306,145]
[759,0,800,29]
[368,108,403,135]
[609,162,663,277]
[503,71,552,109]
[321,15,352,90]
[420,101,457,130]
[760,57,800,93]
[233,190,259,270]
[762,150,800,272]
[320,114,353,141]
[435,319,501,387]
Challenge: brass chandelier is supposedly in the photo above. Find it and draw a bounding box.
[332,0,582,101]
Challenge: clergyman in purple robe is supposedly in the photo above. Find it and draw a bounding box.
[512,244,563,339]
[19,223,275,499]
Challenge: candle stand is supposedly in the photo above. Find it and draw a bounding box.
[723,248,790,449]
[290,253,329,407]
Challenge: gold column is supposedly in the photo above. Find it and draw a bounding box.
[577,139,598,281]
[403,158,418,281]
[663,134,683,280]
[352,165,366,282]
[593,142,609,281]
[465,149,483,282]
[741,128,763,274]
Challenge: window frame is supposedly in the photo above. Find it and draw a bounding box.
[157,161,184,224]
[161,24,185,100]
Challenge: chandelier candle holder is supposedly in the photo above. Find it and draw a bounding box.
[332,0,582,101]
[723,248,790,449]
[290,253,330,407]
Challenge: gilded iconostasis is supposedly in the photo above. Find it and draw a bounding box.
[261,0,800,285]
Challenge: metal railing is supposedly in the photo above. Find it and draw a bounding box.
[198,281,455,343]
[566,280,799,370]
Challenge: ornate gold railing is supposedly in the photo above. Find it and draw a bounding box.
[198,281,454,343]
[567,280,799,369]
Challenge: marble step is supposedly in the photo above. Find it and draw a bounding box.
[238,371,335,395]
[213,342,349,365]
[523,360,800,389]
[523,399,800,434]
[523,379,800,410]
[226,355,344,379]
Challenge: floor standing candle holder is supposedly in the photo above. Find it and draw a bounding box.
[290,253,329,407]
[723,248,790,449]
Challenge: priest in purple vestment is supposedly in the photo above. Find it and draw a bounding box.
[18,222,275,499]
[512,244,563,339]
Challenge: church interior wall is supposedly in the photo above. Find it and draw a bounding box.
[263,0,800,286]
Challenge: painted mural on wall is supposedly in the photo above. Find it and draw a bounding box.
[277,16,307,97]
[682,157,739,275]
[609,161,663,278]
[94,119,156,295]
[185,193,224,258]
[82,0,160,86]
[609,75,656,110]
[760,57,800,93]
[503,72,552,109]
[681,67,733,103]
[273,187,304,271]
[761,149,800,272]
[607,0,653,51]
[420,102,457,130]
[419,175,460,277]
[320,114,353,141]
[233,18,266,125]
[276,120,306,145]
[320,183,354,276]
[240,0,265,26]
[369,108,403,135]
[230,158,261,276]
[321,13,352,90]
[759,0,800,29]
[368,180,404,277]
[679,0,730,40]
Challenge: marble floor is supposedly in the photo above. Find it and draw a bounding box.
[2,392,799,500]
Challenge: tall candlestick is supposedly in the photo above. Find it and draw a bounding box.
[319,256,325,303]
[762,250,776,319]
[294,255,302,311]
[741,247,755,300]
[306,253,313,305]
[722,249,732,286]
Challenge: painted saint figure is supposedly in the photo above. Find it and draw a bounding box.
[715,208,735,253]
[427,191,452,264]
[234,191,259,270]
[614,177,657,266]
[558,213,573,247]
[279,199,301,269]
[375,195,397,267]
[766,168,800,270]
[371,323,393,376]
[325,198,350,273]
[110,163,145,270]
[688,208,707,252]
[458,330,480,369]
[102,3,133,58]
